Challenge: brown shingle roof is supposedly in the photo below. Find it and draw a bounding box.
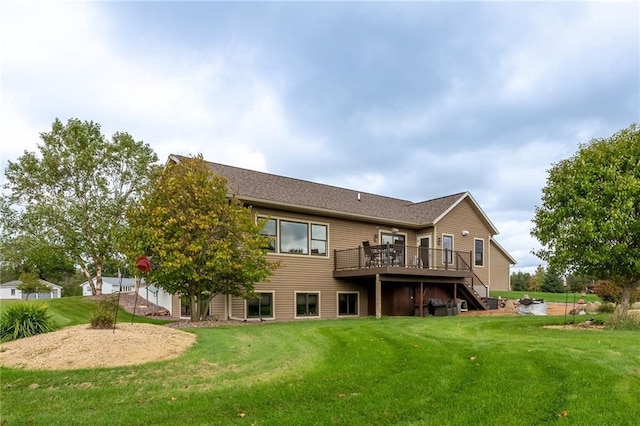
[169,155,494,231]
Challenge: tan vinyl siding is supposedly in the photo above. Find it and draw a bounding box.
[249,207,388,320]
[433,198,493,286]
[490,241,512,291]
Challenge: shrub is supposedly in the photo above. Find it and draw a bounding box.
[597,302,616,314]
[0,303,56,342]
[593,280,640,304]
[606,312,640,330]
[90,295,119,329]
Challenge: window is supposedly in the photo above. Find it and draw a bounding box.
[11,289,16,296]
[311,224,327,256]
[474,238,484,267]
[442,234,453,264]
[261,216,329,256]
[338,292,358,315]
[247,292,273,318]
[260,218,277,252]
[296,292,319,316]
[280,221,309,254]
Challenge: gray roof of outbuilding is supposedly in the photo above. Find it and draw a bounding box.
[168,155,498,233]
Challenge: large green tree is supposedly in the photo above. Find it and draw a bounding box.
[532,124,640,314]
[510,271,531,291]
[0,234,75,284]
[123,155,279,321]
[1,118,159,295]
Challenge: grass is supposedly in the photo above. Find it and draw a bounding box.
[490,290,601,304]
[2,314,639,425]
[0,296,170,329]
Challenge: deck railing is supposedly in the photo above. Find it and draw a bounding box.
[334,244,472,273]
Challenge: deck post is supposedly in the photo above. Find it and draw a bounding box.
[453,283,457,306]
[375,274,382,319]
[420,282,424,317]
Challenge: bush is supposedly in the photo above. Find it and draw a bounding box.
[90,295,119,329]
[597,302,616,314]
[593,280,640,304]
[606,312,640,330]
[0,303,56,342]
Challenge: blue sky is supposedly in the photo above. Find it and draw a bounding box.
[1,1,638,273]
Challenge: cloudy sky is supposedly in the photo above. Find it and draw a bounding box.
[1,1,638,273]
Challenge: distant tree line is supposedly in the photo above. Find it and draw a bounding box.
[510,265,594,294]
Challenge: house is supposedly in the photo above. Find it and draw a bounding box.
[80,277,137,296]
[167,155,516,320]
[80,277,174,315]
[136,283,173,315]
[0,280,62,300]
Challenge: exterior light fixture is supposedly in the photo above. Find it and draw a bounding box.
[461,230,470,236]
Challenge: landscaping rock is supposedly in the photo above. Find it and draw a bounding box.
[631,302,640,310]
[504,300,517,311]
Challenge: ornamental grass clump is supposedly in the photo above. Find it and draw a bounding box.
[606,312,640,330]
[0,302,56,342]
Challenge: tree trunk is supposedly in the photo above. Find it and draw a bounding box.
[190,293,198,322]
[80,265,97,295]
[618,284,631,315]
[95,261,103,295]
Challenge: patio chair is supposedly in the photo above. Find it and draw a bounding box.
[363,241,379,267]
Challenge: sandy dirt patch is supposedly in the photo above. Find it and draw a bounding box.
[460,302,571,316]
[0,323,196,370]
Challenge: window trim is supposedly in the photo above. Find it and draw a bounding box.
[474,237,485,267]
[294,291,320,318]
[246,291,275,319]
[337,291,359,317]
[258,215,329,257]
[442,233,454,264]
[259,217,277,252]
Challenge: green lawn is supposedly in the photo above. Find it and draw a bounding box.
[2,314,639,425]
[490,290,601,304]
[0,296,169,329]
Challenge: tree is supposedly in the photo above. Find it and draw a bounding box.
[565,274,594,293]
[0,234,75,284]
[123,155,279,321]
[16,272,51,300]
[528,265,545,292]
[510,271,531,291]
[2,118,159,295]
[540,266,564,293]
[532,124,640,314]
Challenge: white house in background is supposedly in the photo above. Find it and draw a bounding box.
[80,277,137,296]
[136,284,173,315]
[0,280,62,300]
[80,277,173,315]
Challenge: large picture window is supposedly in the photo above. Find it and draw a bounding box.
[474,238,484,267]
[247,292,273,318]
[338,292,358,316]
[280,221,308,254]
[296,292,319,316]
